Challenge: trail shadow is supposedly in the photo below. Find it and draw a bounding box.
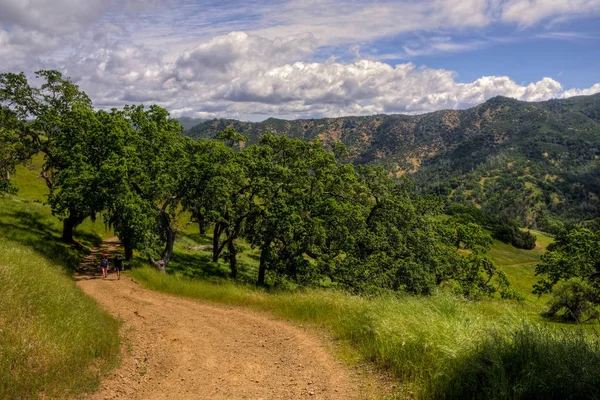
[0,208,102,273]
[74,238,123,280]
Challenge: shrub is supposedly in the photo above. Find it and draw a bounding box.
[493,221,537,250]
[544,278,600,322]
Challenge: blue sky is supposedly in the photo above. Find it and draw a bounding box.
[1,0,599,120]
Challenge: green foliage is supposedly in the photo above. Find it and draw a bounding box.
[101,105,187,267]
[0,70,105,241]
[493,220,537,250]
[0,106,35,194]
[544,278,600,322]
[1,70,516,296]
[535,227,600,296]
[244,134,365,286]
[184,94,600,230]
[446,204,537,249]
[441,213,493,252]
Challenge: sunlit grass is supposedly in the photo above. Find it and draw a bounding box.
[0,173,119,399]
[490,231,554,309]
[0,237,119,399]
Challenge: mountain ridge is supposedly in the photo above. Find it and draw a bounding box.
[182,93,600,229]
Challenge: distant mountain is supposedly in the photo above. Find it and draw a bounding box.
[183,94,600,229]
[175,117,206,131]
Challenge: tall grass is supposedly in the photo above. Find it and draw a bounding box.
[0,237,120,399]
[132,267,600,399]
[431,324,600,399]
[0,191,119,399]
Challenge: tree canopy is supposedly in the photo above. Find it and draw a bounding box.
[1,69,515,299]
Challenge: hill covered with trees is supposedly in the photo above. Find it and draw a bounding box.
[184,94,600,230]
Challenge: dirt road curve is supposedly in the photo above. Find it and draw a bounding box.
[75,238,362,400]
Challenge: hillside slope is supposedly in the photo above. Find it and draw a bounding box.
[184,94,600,227]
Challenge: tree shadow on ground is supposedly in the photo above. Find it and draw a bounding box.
[184,233,213,246]
[0,208,102,272]
[167,248,257,284]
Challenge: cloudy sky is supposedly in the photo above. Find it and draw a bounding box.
[1,0,599,121]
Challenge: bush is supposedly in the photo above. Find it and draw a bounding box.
[544,278,600,322]
[493,221,537,250]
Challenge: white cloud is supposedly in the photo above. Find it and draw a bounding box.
[562,83,600,98]
[1,1,599,120]
[501,0,600,26]
[56,31,599,120]
[252,0,491,46]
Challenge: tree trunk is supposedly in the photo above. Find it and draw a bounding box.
[212,223,223,262]
[257,239,272,286]
[160,223,176,272]
[124,244,134,262]
[199,215,208,235]
[61,215,77,243]
[193,211,209,235]
[149,210,176,273]
[228,237,237,279]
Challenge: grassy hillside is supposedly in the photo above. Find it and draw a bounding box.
[184,94,600,228]
[490,230,551,300]
[0,165,119,399]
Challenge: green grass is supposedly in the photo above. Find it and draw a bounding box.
[489,231,553,307]
[167,232,261,284]
[132,266,600,399]
[0,237,120,399]
[12,154,48,202]
[0,170,120,399]
[0,196,110,271]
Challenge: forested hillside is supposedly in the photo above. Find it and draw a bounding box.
[184,94,600,229]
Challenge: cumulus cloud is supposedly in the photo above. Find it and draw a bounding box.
[0,0,169,70]
[56,31,599,120]
[1,1,599,120]
[562,83,600,98]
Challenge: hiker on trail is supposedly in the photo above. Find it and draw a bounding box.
[100,254,109,279]
[113,253,124,280]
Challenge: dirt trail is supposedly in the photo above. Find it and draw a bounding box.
[75,238,363,400]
